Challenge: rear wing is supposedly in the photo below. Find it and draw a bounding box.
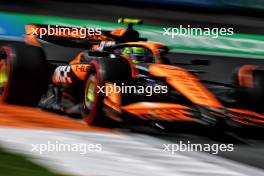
[25,24,111,48]
[24,18,145,48]
[118,18,143,29]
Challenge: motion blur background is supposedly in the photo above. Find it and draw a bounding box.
[2,0,264,83]
[1,1,264,176]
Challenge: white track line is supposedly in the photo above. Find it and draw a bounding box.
[0,127,263,176]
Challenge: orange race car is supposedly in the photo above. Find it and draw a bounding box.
[1,19,264,128]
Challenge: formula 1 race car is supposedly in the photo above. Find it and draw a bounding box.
[1,18,264,128]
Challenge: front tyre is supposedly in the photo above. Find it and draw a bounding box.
[81,58,131,126]
[82,72,106,125]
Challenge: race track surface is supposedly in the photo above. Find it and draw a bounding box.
[0,103,264,176]
[0,103,109,132]
[1,102,264,175]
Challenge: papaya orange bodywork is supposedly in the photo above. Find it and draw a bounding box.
[71,64,91,81]
[229,108,264,126]
[149,64,223,108]
[25,24,107,40]
[24,34,41,47]
[103,83,122,112]
[110,28,127,37]
[122,102,193,121]
[237,65,258,88]
[24,25,41,47]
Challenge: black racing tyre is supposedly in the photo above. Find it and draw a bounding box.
[250,70,264,109]
[232,67,264,111]
[231,67,247,103]
[0,42,48,105]
[81,57,131,126]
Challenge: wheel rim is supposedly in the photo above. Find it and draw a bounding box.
[0,48,9,96]
[84,75,96,111]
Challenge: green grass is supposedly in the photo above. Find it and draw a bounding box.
[0,147,59,176]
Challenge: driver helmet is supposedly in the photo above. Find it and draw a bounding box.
[122,47,149,64]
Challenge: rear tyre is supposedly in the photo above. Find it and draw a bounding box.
[232,67,264,112]
[0,42,48,105]
[250,70,264,111]
[81,58,131,126]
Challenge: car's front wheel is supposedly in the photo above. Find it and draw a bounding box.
[81,58,131,126]
[82,72,106,125]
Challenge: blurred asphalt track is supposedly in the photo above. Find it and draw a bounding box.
[1,1,264,175]
[1,103,264,175]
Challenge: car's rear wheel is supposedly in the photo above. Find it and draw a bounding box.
[0,42,48,105]
[81,58,131,126]
[232,66,264,112]
[249,70,264,111]
[0,48,10,98]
